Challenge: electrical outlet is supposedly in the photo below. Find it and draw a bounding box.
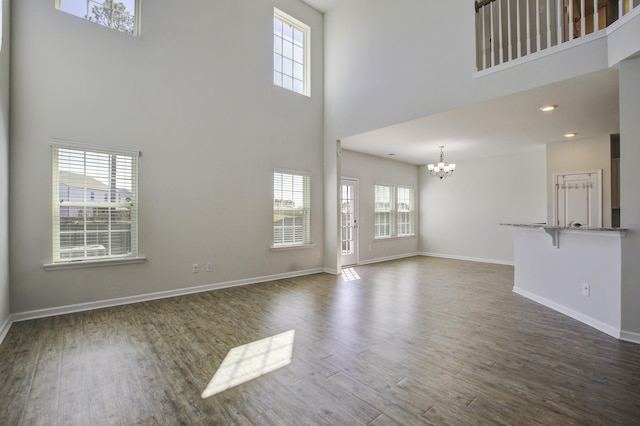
[192,264,199,273]
[206,262,213,272]
[582,283,590,297]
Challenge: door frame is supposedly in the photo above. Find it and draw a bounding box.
[340,177,359,267]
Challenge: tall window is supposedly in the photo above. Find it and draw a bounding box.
[375,184,415,239]
[52,142,139,262]
[273,170,311,247]
[374,185,392,238]
[55,0,140,36]
[273,8,310,96]
[397,186,415,236]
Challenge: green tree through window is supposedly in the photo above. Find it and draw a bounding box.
[55,0,139,36]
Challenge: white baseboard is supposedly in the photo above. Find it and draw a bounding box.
[0,315,11,344]
[357,252,420,266]
[620,330,640,344]
[419,252,514,266]
[513,286,621,340]
[5,267,325,333]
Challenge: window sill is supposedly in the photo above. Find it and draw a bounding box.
[270,243,316,251]
[374,234,416,241]
[44,256,146,271]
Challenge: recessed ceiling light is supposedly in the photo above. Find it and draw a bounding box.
[540,105,557,112]
[564,132,577,138]
[388,153,395,156]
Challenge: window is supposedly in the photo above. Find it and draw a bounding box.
[55,0,140,36]
[52,142,139,263]
[273,8,310,96]
[374,184,415,238]
[397,186,415,236]
[273,170,311,247]
[374,185,392,238]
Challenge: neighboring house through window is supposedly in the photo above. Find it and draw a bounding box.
[273,170,311,247]
[273,8,310,96]
[52,142,139,262]
[55,0,141,36]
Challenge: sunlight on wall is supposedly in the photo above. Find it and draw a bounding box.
[201,330,295,398]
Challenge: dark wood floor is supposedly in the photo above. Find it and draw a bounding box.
[1,257,639,425]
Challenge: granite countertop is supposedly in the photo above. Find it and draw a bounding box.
[500,223,628,232]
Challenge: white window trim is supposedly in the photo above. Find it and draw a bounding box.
[48,140,142,268]
[272,168,313,249]
[374,183,416,239]
[273,7,311,97]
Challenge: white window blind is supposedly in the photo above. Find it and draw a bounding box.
[273,170,311,247]
[52,143,139,262]
[273,8,310,96]
[397,186,414,236]
[374,184,392,238]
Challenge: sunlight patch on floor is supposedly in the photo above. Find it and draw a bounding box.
[201,330,295,398]
[342,267,361,281]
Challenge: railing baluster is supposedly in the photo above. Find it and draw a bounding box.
[580,0,585,37]
[484,5,492,69]
[508,0,514,61]
[557,0,563,44]
[547,0,553,47]
[593,0,598,31]
[493,2,500,65]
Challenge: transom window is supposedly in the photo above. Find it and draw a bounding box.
[273,170,311,247]
[55,0,140,36]
[273,8,310,96]
[52,142,139,263]
[374,184,415,238]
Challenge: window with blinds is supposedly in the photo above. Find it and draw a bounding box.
[375,184,415,239]
[273,170,311,247]
[52,142,139,262]
[273,8,310,96]
[374,184,392,238]
[397,186,415,236]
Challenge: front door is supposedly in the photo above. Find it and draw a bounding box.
[341,178,358,266]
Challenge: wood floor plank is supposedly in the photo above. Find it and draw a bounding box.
[1,256,639,424]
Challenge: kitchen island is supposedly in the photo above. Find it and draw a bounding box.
[501,223,627,339]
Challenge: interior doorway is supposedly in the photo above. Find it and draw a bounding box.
[340,178,358,266]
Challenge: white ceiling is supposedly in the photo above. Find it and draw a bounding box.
[301,0,345,13]
[340,67,620,165]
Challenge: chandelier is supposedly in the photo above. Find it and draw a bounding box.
[427,146,456,179]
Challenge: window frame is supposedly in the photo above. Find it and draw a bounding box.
[46,140,143,270]
[396,186,415,237]
[273,7,311,97]
[374,184,393,239]
[272,169,313,250]
[374,183,415,239]
[54,0,141,36]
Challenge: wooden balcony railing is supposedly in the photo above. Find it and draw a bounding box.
[475,0,640,71]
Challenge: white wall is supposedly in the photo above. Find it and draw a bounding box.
[546,137,612,227]
[10,0,324,313]
[620,55,640,340]
[420,147,547,264]
[324,0,611,142]
[340,150,419,264]
[0,0,10,332]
